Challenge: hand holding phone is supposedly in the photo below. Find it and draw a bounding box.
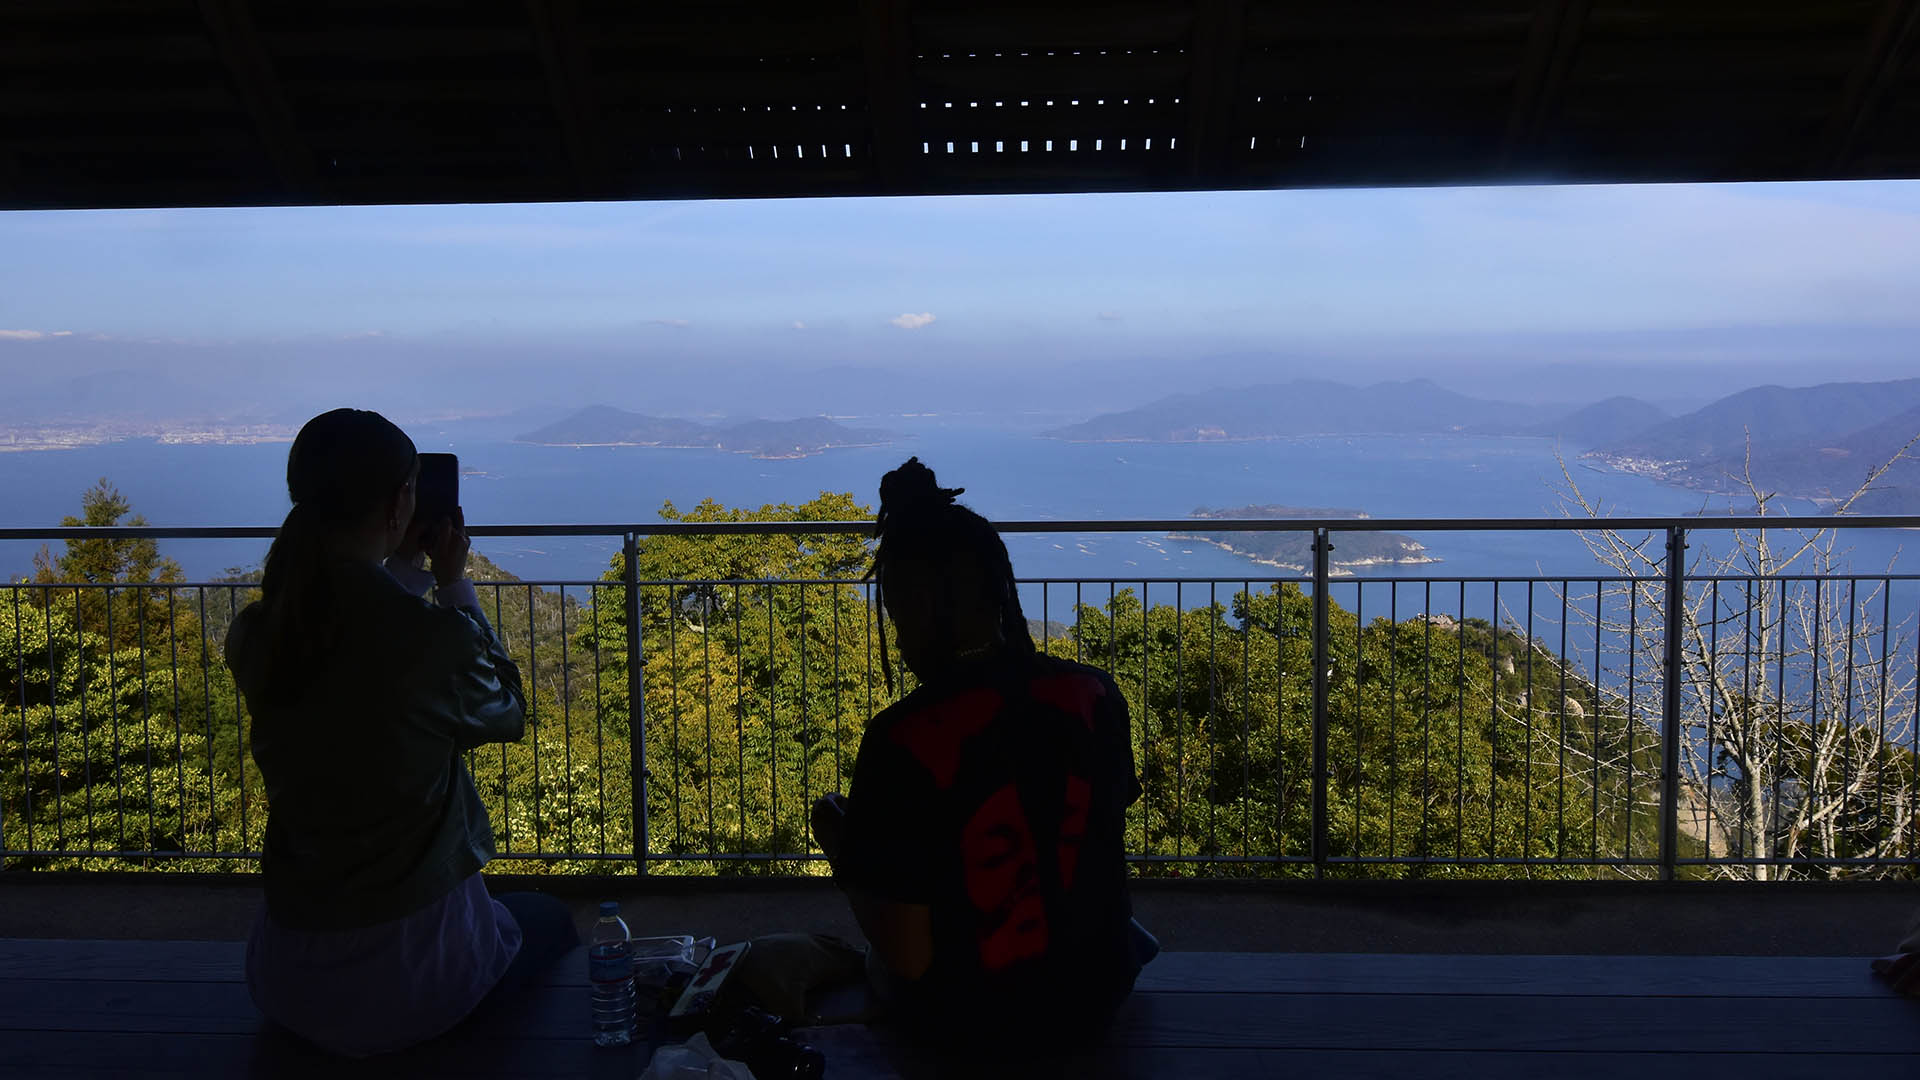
[425,507,470,587]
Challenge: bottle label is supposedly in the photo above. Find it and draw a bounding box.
[589,943,632,983]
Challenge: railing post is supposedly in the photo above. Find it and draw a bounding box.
[1311,528,1332,879]
[1659,525,1687,882]
[624,532,649,875]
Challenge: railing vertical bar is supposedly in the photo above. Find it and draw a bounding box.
[1354,581,1364,860]
[493,584,509,854]
[1175,581,1184,861]
[1075,582,1084,665]
[1812,579,1824,867]
[1275,580,1285,861]
[1241,579,1252,859]
[760,580,768,864]
[1389,580,1399,859]
[558,585,577,855]
[1523,581,1534,870]
[1455,580,1465,862]
[1310,529,1331,878]
[1042,583,1050,652]
[1659,527,1687,881]
[1558,580,1569,862]
[1876,580,1891,857]
[1591,581,1602,864]
[1627,578,1638,862]
[1207,580,1218,860]
[1143,580,1152,860]
[1774,577,1788,868]
[1912,581,1919,861]
[832,585,843,797]
[590,585,607,856]
[137,587,156,856]
[106,587,125,853]
[167,588,185,853]
[668,582,683,858]
[1707,580,1720,863]
[1422,580,1433,859]
[526,584,542,855]
[12,587,29,865]
[623,534,647,873]
[1844,579,1859,836]
[702,589,717,862]
[1742,580,1755,867]
[49,587,67,853]
[197,588,214,858]
[228,588,246,854]
[1489,580,1498,860]
[800,582,811,861]
[735,582,747,860]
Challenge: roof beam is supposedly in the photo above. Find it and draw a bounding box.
[1184,0,1248,180]
[526,0,607,197]
[860,0,920,192]
[1814,0,1920,176]
[197,0,319,201]
[1501,0,1590,168]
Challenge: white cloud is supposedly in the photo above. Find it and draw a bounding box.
[646,318,691,328]
[791,321,807,330]
[1096,311,1123,322]
[0,329,72,341]
[890,312,937,330]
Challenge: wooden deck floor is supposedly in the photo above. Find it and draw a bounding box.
[3,939,1918,1078]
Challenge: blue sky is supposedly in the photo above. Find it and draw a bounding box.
[2,180,1918,416]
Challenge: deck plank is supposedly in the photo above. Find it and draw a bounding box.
[6,976,1920,1054]
[4,940,1919,1077]
[1,939,1893,998]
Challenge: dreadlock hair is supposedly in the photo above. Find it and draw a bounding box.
[250,408,417,701]
[869,456,1034,692]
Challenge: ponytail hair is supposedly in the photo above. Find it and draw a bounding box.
[868,456,1033,692]
[252,408,416,699]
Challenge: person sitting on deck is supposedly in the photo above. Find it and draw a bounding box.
[809,457,1155,1048]
[224,408,578,1057]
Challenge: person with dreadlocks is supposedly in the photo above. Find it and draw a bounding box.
[810,457,1155,1048]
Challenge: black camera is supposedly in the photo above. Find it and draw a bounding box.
[710,1007,826,1080]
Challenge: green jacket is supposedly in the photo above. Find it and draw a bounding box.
[226,559,526,931]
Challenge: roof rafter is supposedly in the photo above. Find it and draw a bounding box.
[1814,0,1920,176]
[1184,0,1248,181]
[1501,0,1590,168]
[196,0,319,200]
[860,0,920,193]
[526,0,607,198]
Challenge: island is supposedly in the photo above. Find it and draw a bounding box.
[1169,505,1439,575]
[517,406,896,460]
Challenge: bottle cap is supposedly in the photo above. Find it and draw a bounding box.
[599,901,620,917]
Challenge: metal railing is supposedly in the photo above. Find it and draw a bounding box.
[3,515,1917,879]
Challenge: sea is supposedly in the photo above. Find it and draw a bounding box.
[2,421,1911,600]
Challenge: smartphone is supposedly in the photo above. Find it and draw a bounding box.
[415,452,460,526]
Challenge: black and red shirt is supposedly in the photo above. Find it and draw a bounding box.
[838,651,1142,1033]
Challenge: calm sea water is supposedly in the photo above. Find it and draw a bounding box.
[2,423,1909,588]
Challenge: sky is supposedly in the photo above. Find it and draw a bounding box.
[3,180,1919,423]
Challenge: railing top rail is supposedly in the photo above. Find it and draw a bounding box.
[2,515,1917,542]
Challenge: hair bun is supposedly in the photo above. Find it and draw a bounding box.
[877,456,963,532]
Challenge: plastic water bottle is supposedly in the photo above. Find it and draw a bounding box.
[588,901,634,1047]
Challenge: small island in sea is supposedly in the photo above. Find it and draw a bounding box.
[1169,505,1438,575]
[517,406,895,460]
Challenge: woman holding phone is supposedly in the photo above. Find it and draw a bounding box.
[225,408,578,1057]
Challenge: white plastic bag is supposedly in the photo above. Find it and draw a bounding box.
[637,1032,755,1080]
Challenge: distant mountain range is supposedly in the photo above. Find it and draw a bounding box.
[517,406,895,459]
[1589,378,1920,512]
[1048,377,1920,514]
